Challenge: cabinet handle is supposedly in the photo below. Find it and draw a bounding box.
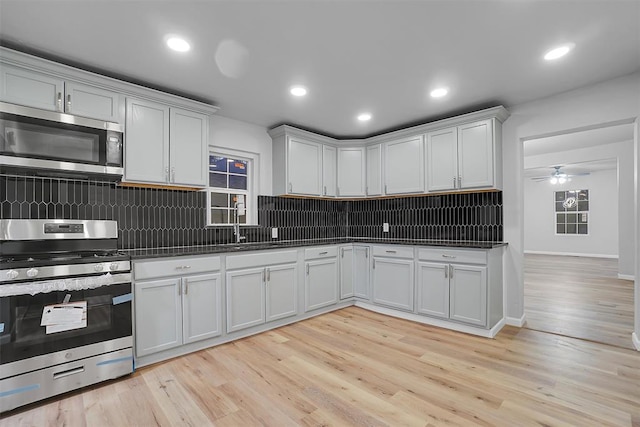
[165,167,170,182]
[453,177,457,189]
[365,248,369,258]
[67,94,71,111]
[171,167,176,183]
[445,265,448,278]
[183,282,188,295]
[441,255,456,259]
[178,283,181,295]
[56,92,62,111]
[288,182,292,192]
[385,250,396,254]
[266,268,270,281]
[450,265,454,278]
[175,265,191,270]
[262,270,265,282]
[306,264,309,275]
[458,176,462,188]
[324,186,327,196]
[319,251,328,255]
[372,258,376,269]
[384,184,387,194]
[341,248,344,258]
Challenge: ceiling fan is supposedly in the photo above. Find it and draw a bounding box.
[530,165,590,184]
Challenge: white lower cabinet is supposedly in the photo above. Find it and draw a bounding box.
[341,245,370,300]
[339,246,354,299]
[226,250,299,333]
[449,264,487,326]
[371,246,414,311]
[416,262,450,318]
[134,271,222,357]
[305,247,339,312]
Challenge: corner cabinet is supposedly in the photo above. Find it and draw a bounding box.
[426,119,501,192]
[366,144,383,196]
[384,135,424,194]
[0,64,122,123]
[337,147,366,197]
[133,256,222,357]
[125,98,208,187]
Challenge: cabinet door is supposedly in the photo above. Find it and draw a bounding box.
[125,98,169,184]
[353,246,370,299]
[0,65,64,111]
[458,120,494,189]
[182,273,222,344]
[339,246,354,299]
[384,136,423,194]
[134,278,182,357]
[170,108,208,187]
[416,262,449,319]
[288,137,322,195]
[305,258,338,312]
[266,263,298,322]
[337,147,366,197]
[372,257,414,311]
[426,127,458,192]
[65,81,121,122]
[366,144,383,196]
[322,145,337,197]
[226,268,266,333]
[449,265,487,326]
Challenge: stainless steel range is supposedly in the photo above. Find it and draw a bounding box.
[0,219,132,413]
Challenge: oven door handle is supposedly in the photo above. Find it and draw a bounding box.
[0,272,131,297]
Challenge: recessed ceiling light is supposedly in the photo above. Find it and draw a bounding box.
[357,113,372,122]
[430,87,448,98]
[290,86,307,97]
[544,43,575,61]
[166,36,191,52]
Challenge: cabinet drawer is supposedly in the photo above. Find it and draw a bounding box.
[305,246,338,260]
[226,250,298,270]
[418,248,487,265]
[134,256,221,280]
[372,245,414,259]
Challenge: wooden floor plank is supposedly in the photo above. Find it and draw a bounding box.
[2,306,638,426]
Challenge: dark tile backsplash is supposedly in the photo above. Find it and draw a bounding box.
[1,174,502,249]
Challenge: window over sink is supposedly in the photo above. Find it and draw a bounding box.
[206,152,256,226]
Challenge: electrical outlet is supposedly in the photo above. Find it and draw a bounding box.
[383,222,389,233]
[271,227,278,239]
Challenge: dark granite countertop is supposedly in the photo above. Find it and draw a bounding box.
[126,239,507,260]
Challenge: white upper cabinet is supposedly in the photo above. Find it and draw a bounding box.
[125,98,208,187]
[384,135,424,194]
[288,137,323,196]
[426,119,497,191]
[366,144,383,196]
[0,64,122,123]
[323,145,337,197]
[337,147,366,197]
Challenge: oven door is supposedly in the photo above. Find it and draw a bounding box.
[0,273,132,367]
[0,102,123,175]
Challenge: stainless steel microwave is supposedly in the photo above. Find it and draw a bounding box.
[0,101,123,179]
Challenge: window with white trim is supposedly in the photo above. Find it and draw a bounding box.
[207,153,254,225]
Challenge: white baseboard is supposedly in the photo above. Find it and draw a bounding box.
[524,250,618,259]
[617,274,635,281]
[633,332,640,351]
[354,301,505,338]
[505,313,526,327]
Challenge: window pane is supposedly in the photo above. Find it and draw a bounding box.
[566,223,577,234]
[209,172,227,188]
[555,191,566,201]
[210,192,228,208]
[578,190,588,200]
[555,201,564,212]
[578,224,588,234]
[557,224,565,234]
[229,175,247,190]
[211,209,229,224]
[556,213,566,224]
[578,212,588,224]
[209,155,228,172]
[567,213,577,223]
[578,201,589,211]
[229,159,247,175]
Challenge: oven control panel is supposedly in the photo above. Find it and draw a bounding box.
[44,223,84,233]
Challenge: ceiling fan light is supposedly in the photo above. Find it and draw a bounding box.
[550,177,558,184]
[558,176,567,184]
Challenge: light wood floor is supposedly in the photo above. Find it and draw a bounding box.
[524,254,635,350]
[2,306,639,426]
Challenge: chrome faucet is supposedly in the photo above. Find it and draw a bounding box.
[233,200,246,244]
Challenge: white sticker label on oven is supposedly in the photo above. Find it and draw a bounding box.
[41,301,87,334]
[0,323,4,333]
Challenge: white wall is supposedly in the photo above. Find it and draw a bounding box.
[524,168,618,257]
[502,71,639,340]
[524,140,634,274]
[209,115,273,196]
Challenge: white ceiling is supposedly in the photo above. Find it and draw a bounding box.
[0,1,639,138]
